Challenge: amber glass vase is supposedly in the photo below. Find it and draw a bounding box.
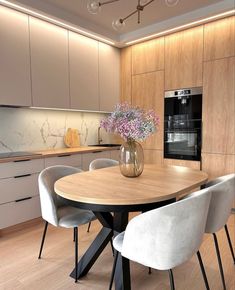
[119,139,144,177]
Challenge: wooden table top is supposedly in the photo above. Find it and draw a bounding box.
[55,164,208,206]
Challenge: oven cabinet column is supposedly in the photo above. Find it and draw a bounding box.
[0,159,44,229]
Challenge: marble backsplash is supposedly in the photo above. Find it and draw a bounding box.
[0,107,118,153]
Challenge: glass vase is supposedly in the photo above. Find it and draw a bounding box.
[119,139,144,178]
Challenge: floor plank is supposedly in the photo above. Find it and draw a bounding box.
[0,214,234,290]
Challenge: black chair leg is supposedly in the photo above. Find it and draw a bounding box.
[148,267,152,274]
[224,224,235,264]
[73,227,75,242]
[74,227,78,283]
[168,269,175,290]
[38,221,48,259]
[213,233,226,290]
[109,250,119,290]
[197,251,210,290]
[87,221,91,233]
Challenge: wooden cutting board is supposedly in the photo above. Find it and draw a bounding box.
[64,128,80,148]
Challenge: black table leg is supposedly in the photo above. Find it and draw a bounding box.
[70,212,114,279]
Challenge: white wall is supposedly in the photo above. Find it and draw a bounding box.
[0,107,115,152]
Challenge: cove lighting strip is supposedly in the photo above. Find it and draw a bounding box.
[0,0,115,45]
[125,9,235,45]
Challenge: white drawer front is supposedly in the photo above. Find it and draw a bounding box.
[82,151,111,171]
[0,173,39,205]
[0,195,41,229]
[44,154,82,168]
[0,158,44,179]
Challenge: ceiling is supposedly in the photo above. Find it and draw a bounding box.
[8,0,235,45]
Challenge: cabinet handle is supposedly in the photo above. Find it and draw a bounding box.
[15,197,32,203]
[92,151,102,153]
[14,174,31,179]
[14,159,31,163]
[58,154,71,157]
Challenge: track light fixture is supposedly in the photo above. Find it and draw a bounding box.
[87,0,179,31]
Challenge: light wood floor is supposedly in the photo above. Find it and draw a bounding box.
[0,214,234,290]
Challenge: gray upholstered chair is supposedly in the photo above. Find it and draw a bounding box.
[87,158,119,232]
[38,165,96,283]
[109,188,212,290]
[203,173,235,290]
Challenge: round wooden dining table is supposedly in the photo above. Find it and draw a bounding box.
[55,164,208,290]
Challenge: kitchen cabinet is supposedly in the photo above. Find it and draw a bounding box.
[132,37,164,75]
[132,71,164,150]
[202,57,235,155]
[144,150,163,165]
[30,17,70,109]
[165,26,203,90]
[99,42,120,112]
[204,16,235,61]
[110,148,120,161]
[69,32,99,111]
[202,153,235,180]
[0,6,31,106]
[0,158,43,229]
[120,47,132,104]
[163,158,200,170]
[44,154,82,168]
[82,150,111,171]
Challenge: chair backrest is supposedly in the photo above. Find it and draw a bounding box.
[121,188,212,271]
[89,158,118,171]
[204,173,235,234]
[38,165,82,226]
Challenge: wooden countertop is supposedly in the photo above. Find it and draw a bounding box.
[0,146,120,164]
[55,164,208,206]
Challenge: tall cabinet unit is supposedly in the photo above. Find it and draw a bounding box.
[99,42,120,112]
[30,17,70,109]
[69,32,99,111]
[0,6,31,106]
[202,17,235,180]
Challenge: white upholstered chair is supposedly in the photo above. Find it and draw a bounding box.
[109,188,212,290]
[38,165,96,283]
[87,158,119,233]
[203,173,235,290]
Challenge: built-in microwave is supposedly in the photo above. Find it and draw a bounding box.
[164,87,202,161]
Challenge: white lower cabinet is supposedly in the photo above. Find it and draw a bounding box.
[82,151,111,171]
[44,154,82,168]
[0,196,41,229]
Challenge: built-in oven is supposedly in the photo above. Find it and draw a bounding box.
[164,87,202,161]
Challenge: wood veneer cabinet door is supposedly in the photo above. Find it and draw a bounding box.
[120,47,132,103]
[204,16,235,61]
[132,37,164,75]
[132,71,164,150]
[165,26,203,90]
[202,57,235,154]
[0,6,31,106]
[202,153,235,180]
[99,42,120,112]
[144,150,163,165]
[163,158,200,170]
[30,17,70,109]
[69,32,99,111]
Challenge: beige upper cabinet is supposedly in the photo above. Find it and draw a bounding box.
[0,6,31,106]
[69,32,99,111]
[120,47,132,104]
[30,17,70,109]
[132,71,164,150]
[202,57,235,155]
[204,16,235,61]
[165,26,203,90]
[99,42,120,112]
[132,37,164,75]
